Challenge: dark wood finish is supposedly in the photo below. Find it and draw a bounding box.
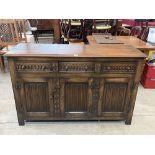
[5,43,146,125]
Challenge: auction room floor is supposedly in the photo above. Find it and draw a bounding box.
[1,69,155,135]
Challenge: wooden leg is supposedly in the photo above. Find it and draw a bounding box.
[125,114,132,125]
[0,55,5,72]
[17,113,25,126]
[33,31,39,43]
[125,119,132,125]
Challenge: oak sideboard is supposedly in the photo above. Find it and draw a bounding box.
[5,43,146,125]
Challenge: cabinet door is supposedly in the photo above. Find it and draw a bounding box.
[59,77,97,118]
[99,77,132,117]
[19,78,54,118]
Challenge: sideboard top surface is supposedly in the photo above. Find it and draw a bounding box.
[5,43,146,58]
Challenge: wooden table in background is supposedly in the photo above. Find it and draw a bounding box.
[87,35,155,52]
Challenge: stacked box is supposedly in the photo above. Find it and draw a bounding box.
[141,62,155,88]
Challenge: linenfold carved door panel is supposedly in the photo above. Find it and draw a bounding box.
[24,82,49,112]
[59,77,99,117]
[18,78,54,118]
[98,77,132,117]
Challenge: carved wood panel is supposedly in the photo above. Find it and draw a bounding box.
[15,61,136,74]
[15,62,58,72]
[64,82,88,112]
[52,78,61,115]
[59,62,94,72]
[89,79,100,113]
[24,82,49,112]
[101,78,131,113]
[95,62,136,73]
[59,77,101,115]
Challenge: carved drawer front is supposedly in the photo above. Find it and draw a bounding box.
[95,62,136,73]
[59,62,94,73]
[15,62,58,72]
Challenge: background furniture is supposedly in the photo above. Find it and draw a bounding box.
[122,19,155,27]
[0,19,27,72]
[87,35,155,52]
[118,27,131,36]
[27,19,38,43]
[67,19,83,43]
[60,19,84,44]
[141,62,155,88]
[6,43,146,125]
[138,27,149,41]
[0,50,5,72]
[0,19,27,46]
[60,19,118,44]
[130,26,142,37]
[82,19,93,42]
[92,19,112,33]
[28,19,61,43]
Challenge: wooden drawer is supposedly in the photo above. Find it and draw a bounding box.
[95,62,136,73]
[15,61,136,74]
[15,61,58,72]
[59,61,94,73]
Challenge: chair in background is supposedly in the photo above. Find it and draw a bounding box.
[135,19,149,27]
[92,19,112,33]
[138,27,149,41]
[0,19,27,72]
[28,19,39,43]
[15,19,28,43]
[83,19,93,43]
[28,19,61,44]
[0,20,17,72]
[60,19,69,43]
[0,19,19,47]
[67,19,83,43]
[60,19,84,44]
[118,25,131,36]
[130,26,142,37]
[0,19,27,46]
[108,19,118,35]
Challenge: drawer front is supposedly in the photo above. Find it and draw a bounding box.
[15,61,136,74]
[95,62,136,74]
[59,62,94,73]
[15,61,58,72]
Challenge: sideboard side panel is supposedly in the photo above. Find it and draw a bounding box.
[8,58,25,125]
[125,59,146,124]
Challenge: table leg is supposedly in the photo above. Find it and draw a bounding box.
[0,54,5,72]
[32,31,39,43]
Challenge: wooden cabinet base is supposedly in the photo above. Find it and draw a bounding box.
[18,114,129,126]
[6,43,146,126]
